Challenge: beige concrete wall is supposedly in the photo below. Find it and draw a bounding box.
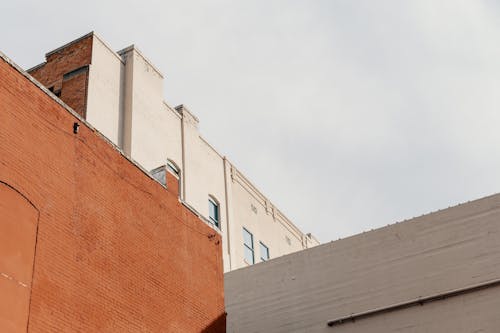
[86,35,124,145]
[161,102,183,182]
[229,169,308,269]
[225,193,500,332]
[119,46,167,171]
[177,105,230,266]
[179,106,226,219]
[75,33,318,272]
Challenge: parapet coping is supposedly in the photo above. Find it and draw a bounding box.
[117,44,164,79]
[163,101,182,119]
[45,31,95,57]
[26,31,125,73]
[0,50,220,236]
[93,32,125,64]
[26,61,46,73]
[230,164,307,239]
[171,102,313,242]
[171,104,315,242]
[174,104,200,123]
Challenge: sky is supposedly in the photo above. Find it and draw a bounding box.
[2,1,500,243]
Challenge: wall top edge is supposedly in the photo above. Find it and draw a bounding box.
[162,101,183,119]
[117,44,164,78]
[230,165,312,240]
[181,200,223,236]
[26,61,46,73]
[199,136,224,159]
[175,104,200,123]
[45,31,95,58]
[92,33,125,64]
[0,50,182,214]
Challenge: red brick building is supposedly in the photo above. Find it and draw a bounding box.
[26,32,320,276]
[27,33,93,118]
[0,51,225,332]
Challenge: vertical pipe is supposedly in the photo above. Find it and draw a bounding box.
[223,157,232,271]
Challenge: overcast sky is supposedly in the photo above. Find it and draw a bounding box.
[2,1,500,242]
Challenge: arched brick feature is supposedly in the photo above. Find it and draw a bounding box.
[0,182,39,333]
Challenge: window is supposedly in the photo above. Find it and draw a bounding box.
[167,161,180,178]
[150,166,166,186]
[259,242,269,262]
[243,228,254,265]
[208,197,220,228]
[167,160,181,197]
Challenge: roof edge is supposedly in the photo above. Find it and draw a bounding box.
[26,61,46,73]
[117,44,164,78]
[45,31,95,58]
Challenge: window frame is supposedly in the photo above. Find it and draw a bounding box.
[243,227,255,265]
[259,241,269,262]
[166,159,181,197]
[166,160,180,178]
[208,196,220,229]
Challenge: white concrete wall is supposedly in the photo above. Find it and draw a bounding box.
[86,36,124,145]
[161,102,183,180]
[225,192,500,332]
[229,169,308,270]
[121,47,167,171]
[83,35,318,273]
[177,105,229,264]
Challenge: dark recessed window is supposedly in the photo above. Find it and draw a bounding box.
[243,228,254,265]
[167,161,180,178]
[259,242,270,262]
[167,160,181,197]
[209,197,220,228]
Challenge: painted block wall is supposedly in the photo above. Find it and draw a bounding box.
[86,36,124,145]
[225,192,500,332]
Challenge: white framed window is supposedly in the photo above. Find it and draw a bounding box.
[259,242,269,262]
[166,160,181,197]
[243,228,254,265]
[208,196,220,228]
[167,160,180,178]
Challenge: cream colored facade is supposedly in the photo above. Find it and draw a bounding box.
[225,192,500,332]
[31,32,319,272]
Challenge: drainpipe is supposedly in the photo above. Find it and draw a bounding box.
[223,157,232,271]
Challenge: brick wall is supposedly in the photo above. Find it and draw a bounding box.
[0,55,225,332]
[28,34,92,118]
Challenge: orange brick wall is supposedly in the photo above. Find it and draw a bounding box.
[60,67,89,117]
[28,34,92,118]
[0,56,225,332]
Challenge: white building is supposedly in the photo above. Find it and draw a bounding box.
[28,32,319,272]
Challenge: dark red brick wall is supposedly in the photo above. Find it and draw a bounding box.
[28,34,92,117]
[0,56,225,332]
[60,67,89,118]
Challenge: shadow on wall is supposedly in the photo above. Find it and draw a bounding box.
[200,313,226,333]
